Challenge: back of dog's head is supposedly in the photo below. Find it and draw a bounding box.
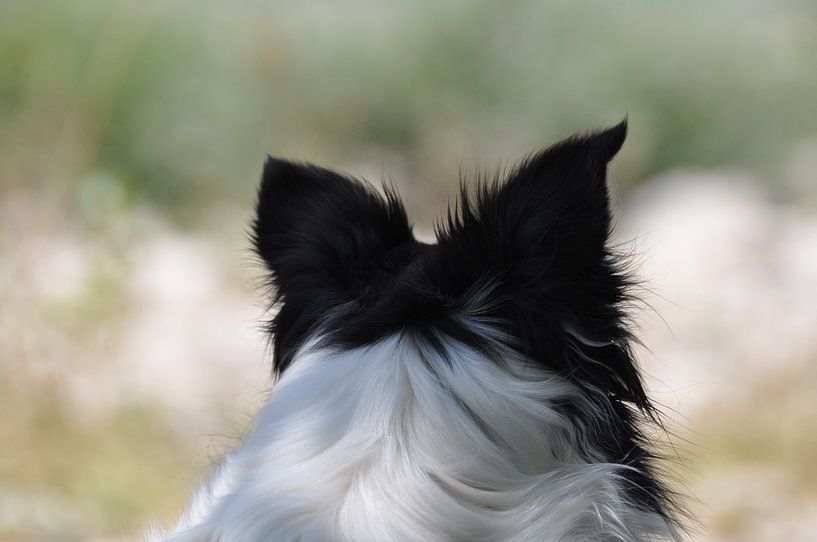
[253,121,639,398]
[251,120,680,532]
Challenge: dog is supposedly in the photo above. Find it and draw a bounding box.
[151,121,682,541]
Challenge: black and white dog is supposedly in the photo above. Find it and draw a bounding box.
[153,122,682,541]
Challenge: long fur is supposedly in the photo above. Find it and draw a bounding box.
[151,121,683,541]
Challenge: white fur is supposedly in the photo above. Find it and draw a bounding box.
[152,326,677,541]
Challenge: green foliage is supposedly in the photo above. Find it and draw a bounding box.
[1,0,816,223]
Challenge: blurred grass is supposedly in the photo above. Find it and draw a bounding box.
[701,365,817,486]
[675,358,817,540]
[0,386,193,541]
[1,0,816,225]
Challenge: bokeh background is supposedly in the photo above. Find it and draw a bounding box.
[2,1,816,540]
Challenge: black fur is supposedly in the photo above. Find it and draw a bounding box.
[252,159,415,371]
[253,120,677,524]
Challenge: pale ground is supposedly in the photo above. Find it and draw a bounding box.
[1,170,816,541]
[618,171,817,541]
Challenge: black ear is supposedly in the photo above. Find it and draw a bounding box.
[436,121,626,293]
[253,158,413,369]
[434,121,646,404]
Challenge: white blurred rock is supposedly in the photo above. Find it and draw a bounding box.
[116,232,270,429]
[616,170,817,416]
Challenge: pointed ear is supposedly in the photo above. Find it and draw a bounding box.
[253,157,413,310]
[433,121,642,401]
[437,121,627,294]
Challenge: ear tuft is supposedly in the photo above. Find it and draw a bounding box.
[591,118,628,163]
[535,119,628,173]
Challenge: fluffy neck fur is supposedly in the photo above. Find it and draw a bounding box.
[154,329,677,542]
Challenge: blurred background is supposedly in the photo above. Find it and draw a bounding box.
[1,0,816,540]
